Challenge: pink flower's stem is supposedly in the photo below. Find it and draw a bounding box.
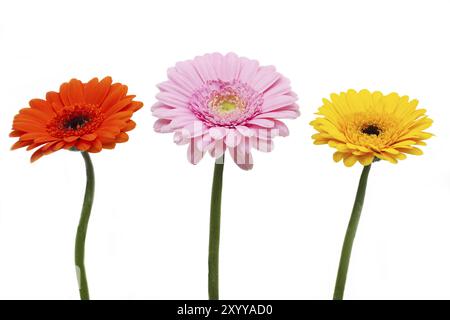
[208,155,224,300]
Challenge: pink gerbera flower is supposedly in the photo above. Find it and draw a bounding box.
[152,52,299,170]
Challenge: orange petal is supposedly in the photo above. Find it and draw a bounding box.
[12,121,47,133]
[124,120,136,132]
[124,101,144,112]
[20,108,52,123]
[29,99,53,113]
[103,97,134,118]
[34,136,58,144]
[45,91,64,111]
[91,76,112,105]
[41,141,59,152]
[116,132,129,143]
[68,79,85,104]
[101,84,128,113]
[63,141,77,150]
[63,136,79,142]
[59,82,71,106]
[30,148,45,163]
[53,141,65,151]
[97,129,119,140]
[11,140,32,150]
[88,139,103,153]
[104,110,133,122]
[84,77,99,104]
[9,130,23,137]
[18,132,46,141]
[75,140,91,151]
[81,133,97,141]
[102,142,116,149]
[101,119,127,129]
[26,141,47,151]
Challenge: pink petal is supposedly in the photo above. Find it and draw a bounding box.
[209,127,227,140]
[154,119,172,133]
[180,121,208,138]
[251,137,274,152]
[209,140,226,159]
[168,115,199,129]
[187,138,205,165]
[224,129,242,147]
[151,102,167,112]
[152,106,192,118]
[167,67,197,92]
[246,118,275,128]
[193,54,215,82]
[229,147,253,170]
[238,57,259,83]
[174,61,204,88]
[235,126,255,137]
[264,78,292,97]
[156,92,189,109]
[210,52,224,80]
[173,131,190,145]
[157,81,192,98]
[262,95,297,113]
[196,134,215,152]
[273,120,290,137]
[255,109,300,119]
[237,137,251,154]
[253,128,273,140]
[224,52,241,82]
[250,66,280,92]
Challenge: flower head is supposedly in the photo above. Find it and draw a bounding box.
[311,89,433,167]
[152,52,299,170]
[10,77,143,162]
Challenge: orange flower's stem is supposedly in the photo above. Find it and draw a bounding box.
[208,155,224,300]
[334,164,371,300]
[75,151,95,300]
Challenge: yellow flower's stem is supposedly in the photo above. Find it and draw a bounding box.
[75,151,95,300]
[208,155,224,300]
[333,164,371,300]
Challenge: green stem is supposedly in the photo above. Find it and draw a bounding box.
[333,164,371,300]
[75,152,95,300]
[208,155,224,300]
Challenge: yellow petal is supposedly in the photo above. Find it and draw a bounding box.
[397,147,423,155]
[333,151,344,162]
[358,154,374,166]
[343,155,358,167]
[384,148,400,155]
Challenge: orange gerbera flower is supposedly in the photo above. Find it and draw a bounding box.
[10,77,143,162]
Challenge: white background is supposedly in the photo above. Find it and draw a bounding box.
[0,0,449,300]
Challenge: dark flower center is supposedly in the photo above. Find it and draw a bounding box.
[64,116,90,130]
[47,104,104,138]
[361,124,381,136]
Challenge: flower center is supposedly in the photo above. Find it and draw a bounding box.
[64,115,90,130]
[343,112,402,148]
[47,104,104,138]
[361,124,381,136]
[219,101,237,113]
[188,80,263,127]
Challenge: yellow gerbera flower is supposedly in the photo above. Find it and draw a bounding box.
[311,89,433,167]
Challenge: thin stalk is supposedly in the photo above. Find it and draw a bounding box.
[333,164,371,300]
[75,151,95,300]
[208,155,224,300]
